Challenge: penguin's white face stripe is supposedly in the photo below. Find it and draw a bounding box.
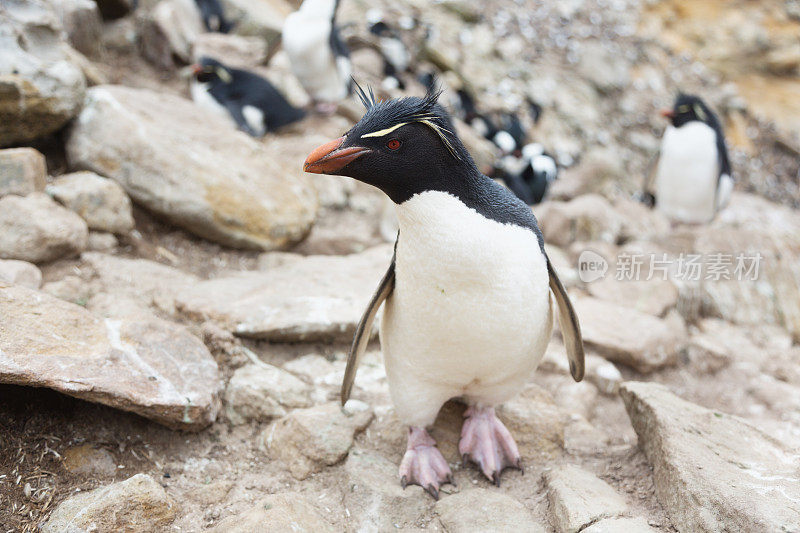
[360,122,409,138]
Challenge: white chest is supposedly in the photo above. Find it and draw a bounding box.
[380,191,552,412]
[655,122,720,223]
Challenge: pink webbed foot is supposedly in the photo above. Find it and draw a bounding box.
[399,426,454,499]
[459,406,522,485]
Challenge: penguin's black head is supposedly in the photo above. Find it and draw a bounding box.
[304,84,477,203]
[191,56,232,84]
[662,93,716,128]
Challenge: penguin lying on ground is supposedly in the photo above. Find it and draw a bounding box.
[303,85,584,499]
[283,0,352,113]
[496,143,558,205]
[194,0,231,33]
[190,57,306,136]
[642,93,733,223]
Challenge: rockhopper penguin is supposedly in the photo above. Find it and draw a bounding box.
[303,86,585,498]
[190,57,306,137]
[643,93,733,223]
[283,0,352,112]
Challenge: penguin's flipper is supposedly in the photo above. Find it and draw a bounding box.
[546,257,584,382]
[341,248,396,404]
[715,173,734,212]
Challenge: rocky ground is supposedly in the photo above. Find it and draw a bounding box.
[1,0,800,531]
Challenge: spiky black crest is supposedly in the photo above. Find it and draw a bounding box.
[350,81,468,161]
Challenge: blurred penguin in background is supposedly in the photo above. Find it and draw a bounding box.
[366,9,411,91]
[283,0,352,113]
[194,0,231,33]
[190,57,306,136]
[642,93,733,223]
[495,143,558,205]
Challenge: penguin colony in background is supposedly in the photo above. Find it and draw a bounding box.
[643,93,734,223]
[304,86,585,498]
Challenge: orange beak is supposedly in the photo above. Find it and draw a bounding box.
[303,136,370,174]
[660,109,675,119]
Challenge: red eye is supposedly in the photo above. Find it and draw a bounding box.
[387,139,401,150]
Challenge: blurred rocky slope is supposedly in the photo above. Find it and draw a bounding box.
[1,0,799,531]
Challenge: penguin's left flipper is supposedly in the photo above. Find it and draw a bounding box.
[341,246,396,404]
[547,257,585,381]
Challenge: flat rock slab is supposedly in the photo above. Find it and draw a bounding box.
[435,488,547,533]
[545,464,630,533]
[176,245,393,342]
[66,85,317,250]
[0,283,221,430]
[572,297,686,372]
[42,473,177,532]
[620,381,800,532]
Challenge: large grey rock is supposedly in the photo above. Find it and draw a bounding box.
[0,259,41,289]
[435,489,547,533]
[536,195,624,247]
[219,0,290,50]
[572,297,686,372]
[49,0,103,56]
[620,381,800,532]
[0,0,86,146]
[0,283,221,429]
[209,493,335,532]
[692,193,800,341]
[66,85,317,250]
[139,0,204,68]
[48,171,135,234]
[224,363,313,424]
[42,474,177,532]
[545,464,630,533]
[0,193,88,263]
[0,148,47,197]
[176,245,393,342]
[260,402,373,480]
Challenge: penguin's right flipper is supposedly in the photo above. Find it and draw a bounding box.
[341,246,396,404]
[547,257,585,382]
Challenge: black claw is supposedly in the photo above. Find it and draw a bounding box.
[492,471,501,487]
[461,454,469,467]
[516,459,524,475]
[400,475,408,489]
[426,484,440,500]
[446,473,455,486]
